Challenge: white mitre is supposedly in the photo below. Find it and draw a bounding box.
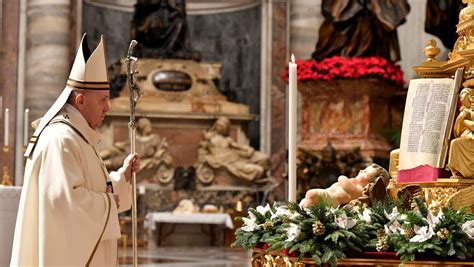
[24,33,109,158]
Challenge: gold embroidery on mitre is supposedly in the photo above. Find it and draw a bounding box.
[67,78,109,91]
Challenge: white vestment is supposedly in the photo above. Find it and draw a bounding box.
[11,104,131,266]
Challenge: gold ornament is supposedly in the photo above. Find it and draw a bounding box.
[376,228,386,238]
[436,228,449,240]
[376,237,389,252]
[312,220,326,236]
[404,227,415,238]
[263,220,273,231]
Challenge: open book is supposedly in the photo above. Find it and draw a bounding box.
[398,68,463,183]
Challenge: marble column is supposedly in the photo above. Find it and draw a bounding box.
[1,0,20,184]
[24,0,72,129]
[14,0,73,184]
[269,0,289,199]
[289,0,323,60]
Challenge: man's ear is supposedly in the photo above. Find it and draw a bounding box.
[74,93,86,110]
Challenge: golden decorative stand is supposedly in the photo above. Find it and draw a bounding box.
[394,1,474,214]
[2,145,12,186]
[388,179,474,213]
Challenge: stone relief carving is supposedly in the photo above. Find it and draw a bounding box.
[195,117,270,185]
[100,117,175,184]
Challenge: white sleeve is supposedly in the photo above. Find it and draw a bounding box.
[110,170,132,213]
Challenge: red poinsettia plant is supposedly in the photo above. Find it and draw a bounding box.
[284,56,405,86]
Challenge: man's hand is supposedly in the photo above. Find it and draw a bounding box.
[120,153,140,183]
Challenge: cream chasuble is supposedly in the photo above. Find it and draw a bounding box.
[11,104,132,266]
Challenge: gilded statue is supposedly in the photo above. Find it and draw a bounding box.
[460,0,474,24]
[195,117,269,184]
[100,118,175,183]
[300,164,390,208]
[448,87,474,178]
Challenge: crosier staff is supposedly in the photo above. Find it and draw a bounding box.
[125,40,141,267]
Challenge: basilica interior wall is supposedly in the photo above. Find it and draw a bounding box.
[0,0,455,195]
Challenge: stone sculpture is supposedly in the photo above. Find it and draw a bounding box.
[195,117,269,184]
[100,118,175,183]
[312,0,410,62]
[131,0,201,61]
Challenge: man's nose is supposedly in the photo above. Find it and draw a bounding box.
[104,101,110,112]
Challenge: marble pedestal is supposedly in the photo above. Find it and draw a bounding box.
[298,78,402,159]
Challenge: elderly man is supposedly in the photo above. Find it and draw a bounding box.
[11,34,139,266]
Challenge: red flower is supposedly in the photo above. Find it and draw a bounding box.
[284,56,405,86]
[281,248,300,257]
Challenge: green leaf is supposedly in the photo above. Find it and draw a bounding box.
[311,253,322,265]
[341,229,356,239]
[448,247,456,256]
[321,250,334,263]
[346,240,362,252]
[267,241,284,252]
[290,243,301,253]
[299,240,312,255]
[325,231,343,243]
[457,251,466,260]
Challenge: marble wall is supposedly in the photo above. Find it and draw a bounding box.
[6,0,459,193]
[269,1,289,197]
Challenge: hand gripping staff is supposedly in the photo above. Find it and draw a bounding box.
[126,40,141,267]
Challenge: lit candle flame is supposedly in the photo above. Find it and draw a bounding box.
[291,54,295,63]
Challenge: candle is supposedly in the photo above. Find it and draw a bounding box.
[4,108,9,146]
[288,54,297,202]
[24,109,30,146]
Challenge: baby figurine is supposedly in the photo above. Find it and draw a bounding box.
[300,163,390,208]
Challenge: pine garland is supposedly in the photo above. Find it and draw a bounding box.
[384,199,474,263]
[232,199,474,265]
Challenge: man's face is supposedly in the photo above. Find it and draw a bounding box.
[79,90,110,129]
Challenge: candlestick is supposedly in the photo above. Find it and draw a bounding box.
[288,54,297,202]
[24,109,30,147]
[4,108,8,146]
[2,146,12,186]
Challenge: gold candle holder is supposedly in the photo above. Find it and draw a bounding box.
[2,145,12,186]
